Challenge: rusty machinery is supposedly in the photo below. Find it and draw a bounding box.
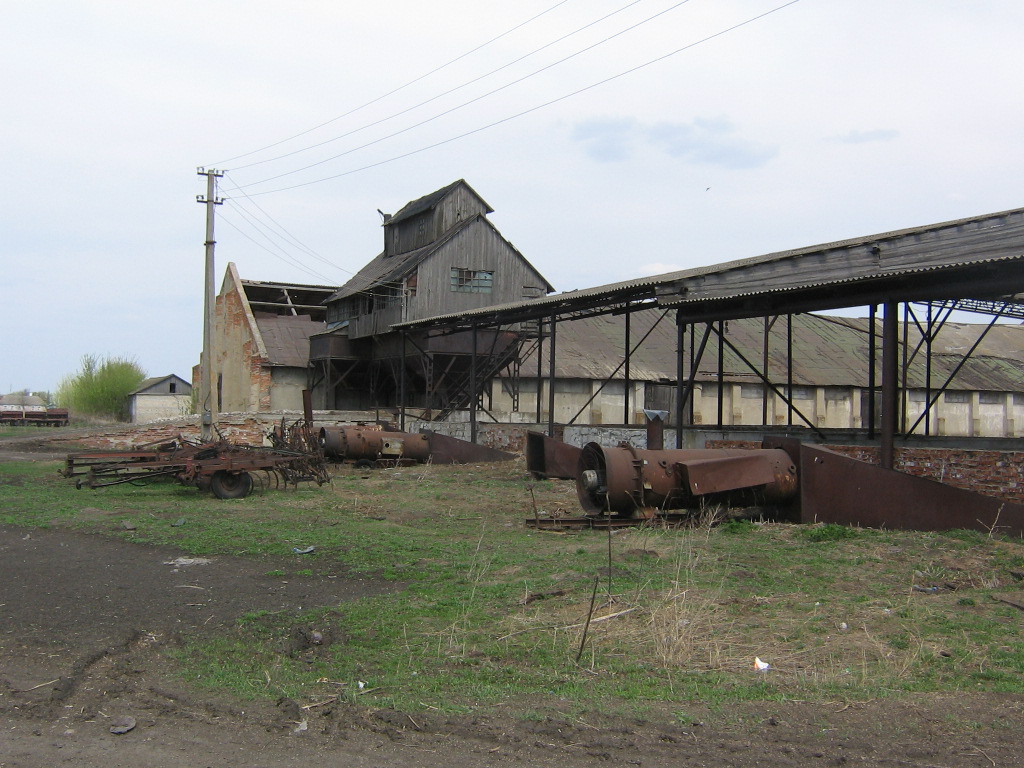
[318,425,516,467]
[576,442,798,518]
[64,420,330,500]
[319,425,430,467]
[526,432,1024,537]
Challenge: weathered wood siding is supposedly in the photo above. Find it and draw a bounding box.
[407,221,541,320]
[388,186,489,256]
[348,220,547,338]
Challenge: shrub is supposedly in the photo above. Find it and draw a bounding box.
[55,354,146,422]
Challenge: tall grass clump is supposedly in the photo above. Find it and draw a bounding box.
[55,353,146,422]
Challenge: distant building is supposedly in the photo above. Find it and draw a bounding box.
[311,179,552,411]
[0,393,46,412]
[485,312,1024,438]
[129,375,193,423]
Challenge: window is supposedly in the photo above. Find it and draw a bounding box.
[169,382,177,394]
[944,391,969,404]
[740,384,764,400]
[979,392,1004,405]
[1014,393,1024,406]
[789,386,814,401]
[450,268,494,293]
[907,390,928,403]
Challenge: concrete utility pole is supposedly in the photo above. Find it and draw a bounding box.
[197,168,223,442]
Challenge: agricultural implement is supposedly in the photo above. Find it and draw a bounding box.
[63,420,329,499]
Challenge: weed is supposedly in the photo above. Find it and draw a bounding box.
[799,523,862,542]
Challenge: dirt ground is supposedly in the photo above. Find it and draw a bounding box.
[2,438,1023,767]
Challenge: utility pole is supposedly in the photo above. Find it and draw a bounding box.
[197,168,223,442]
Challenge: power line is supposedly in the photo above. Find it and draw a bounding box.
[239,0,802,198]
[230,0,650,172]
[221,190,408,298]
[206,0,574,168]
[219,205,339,284]
[222,177,354,275]
[234,0,696,190]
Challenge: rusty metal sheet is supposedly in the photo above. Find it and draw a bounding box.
[677,451,794,498]
[420,431,517,464]
[798,443,1024,537]
[526,431,581,479]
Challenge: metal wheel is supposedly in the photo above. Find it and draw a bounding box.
[210,471,253,500]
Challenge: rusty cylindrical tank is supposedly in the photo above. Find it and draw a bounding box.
[576,442,798,516]
[319,426,429,463]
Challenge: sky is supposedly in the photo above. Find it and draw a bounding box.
[4,0,1023,394]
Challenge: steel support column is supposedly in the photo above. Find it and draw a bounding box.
[623,308,631,424]
[470,325,478,444]
[675,313,685,448]
[399,331,407,432]
[881,301,899,469]
[547,314,557,437]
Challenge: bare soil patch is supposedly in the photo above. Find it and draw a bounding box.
[1,526,1022,767]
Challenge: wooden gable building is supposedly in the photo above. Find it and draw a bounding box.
[311,180,553,413]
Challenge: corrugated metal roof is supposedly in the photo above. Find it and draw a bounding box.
[507,311,1024,392]
[255,314,325,368]
[396,205,1024,330]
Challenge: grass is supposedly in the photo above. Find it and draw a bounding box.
[3,455,1024,719]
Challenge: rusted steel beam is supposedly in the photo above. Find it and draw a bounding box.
[797,443,1024,537]
[525,431,582,480]
[421,430,516,464]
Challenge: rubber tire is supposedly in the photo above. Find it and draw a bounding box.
[210,471,253,500]
[353,459,376,470]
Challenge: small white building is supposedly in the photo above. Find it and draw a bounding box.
[129,375,192,423]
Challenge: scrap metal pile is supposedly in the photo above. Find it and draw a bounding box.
[526,431,1024,537]
[63,420,330,499]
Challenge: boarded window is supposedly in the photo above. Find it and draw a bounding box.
[450,268,494,293]
[553,379,591,395]
[501,379,539,394]
[824,387,850,403]
[740,384,764,400]
[789,386,814,401]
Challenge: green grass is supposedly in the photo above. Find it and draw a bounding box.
[3,456,1024,719]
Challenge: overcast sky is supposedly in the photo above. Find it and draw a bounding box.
[4,0,1022,393]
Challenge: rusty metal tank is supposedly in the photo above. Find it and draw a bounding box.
[576,442,798,516]
[318,426,430,464]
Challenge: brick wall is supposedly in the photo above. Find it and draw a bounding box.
[708,439,1024,504]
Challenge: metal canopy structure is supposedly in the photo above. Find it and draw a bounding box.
[392,206,1024,460]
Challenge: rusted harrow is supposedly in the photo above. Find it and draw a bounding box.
[63,423,330,500]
